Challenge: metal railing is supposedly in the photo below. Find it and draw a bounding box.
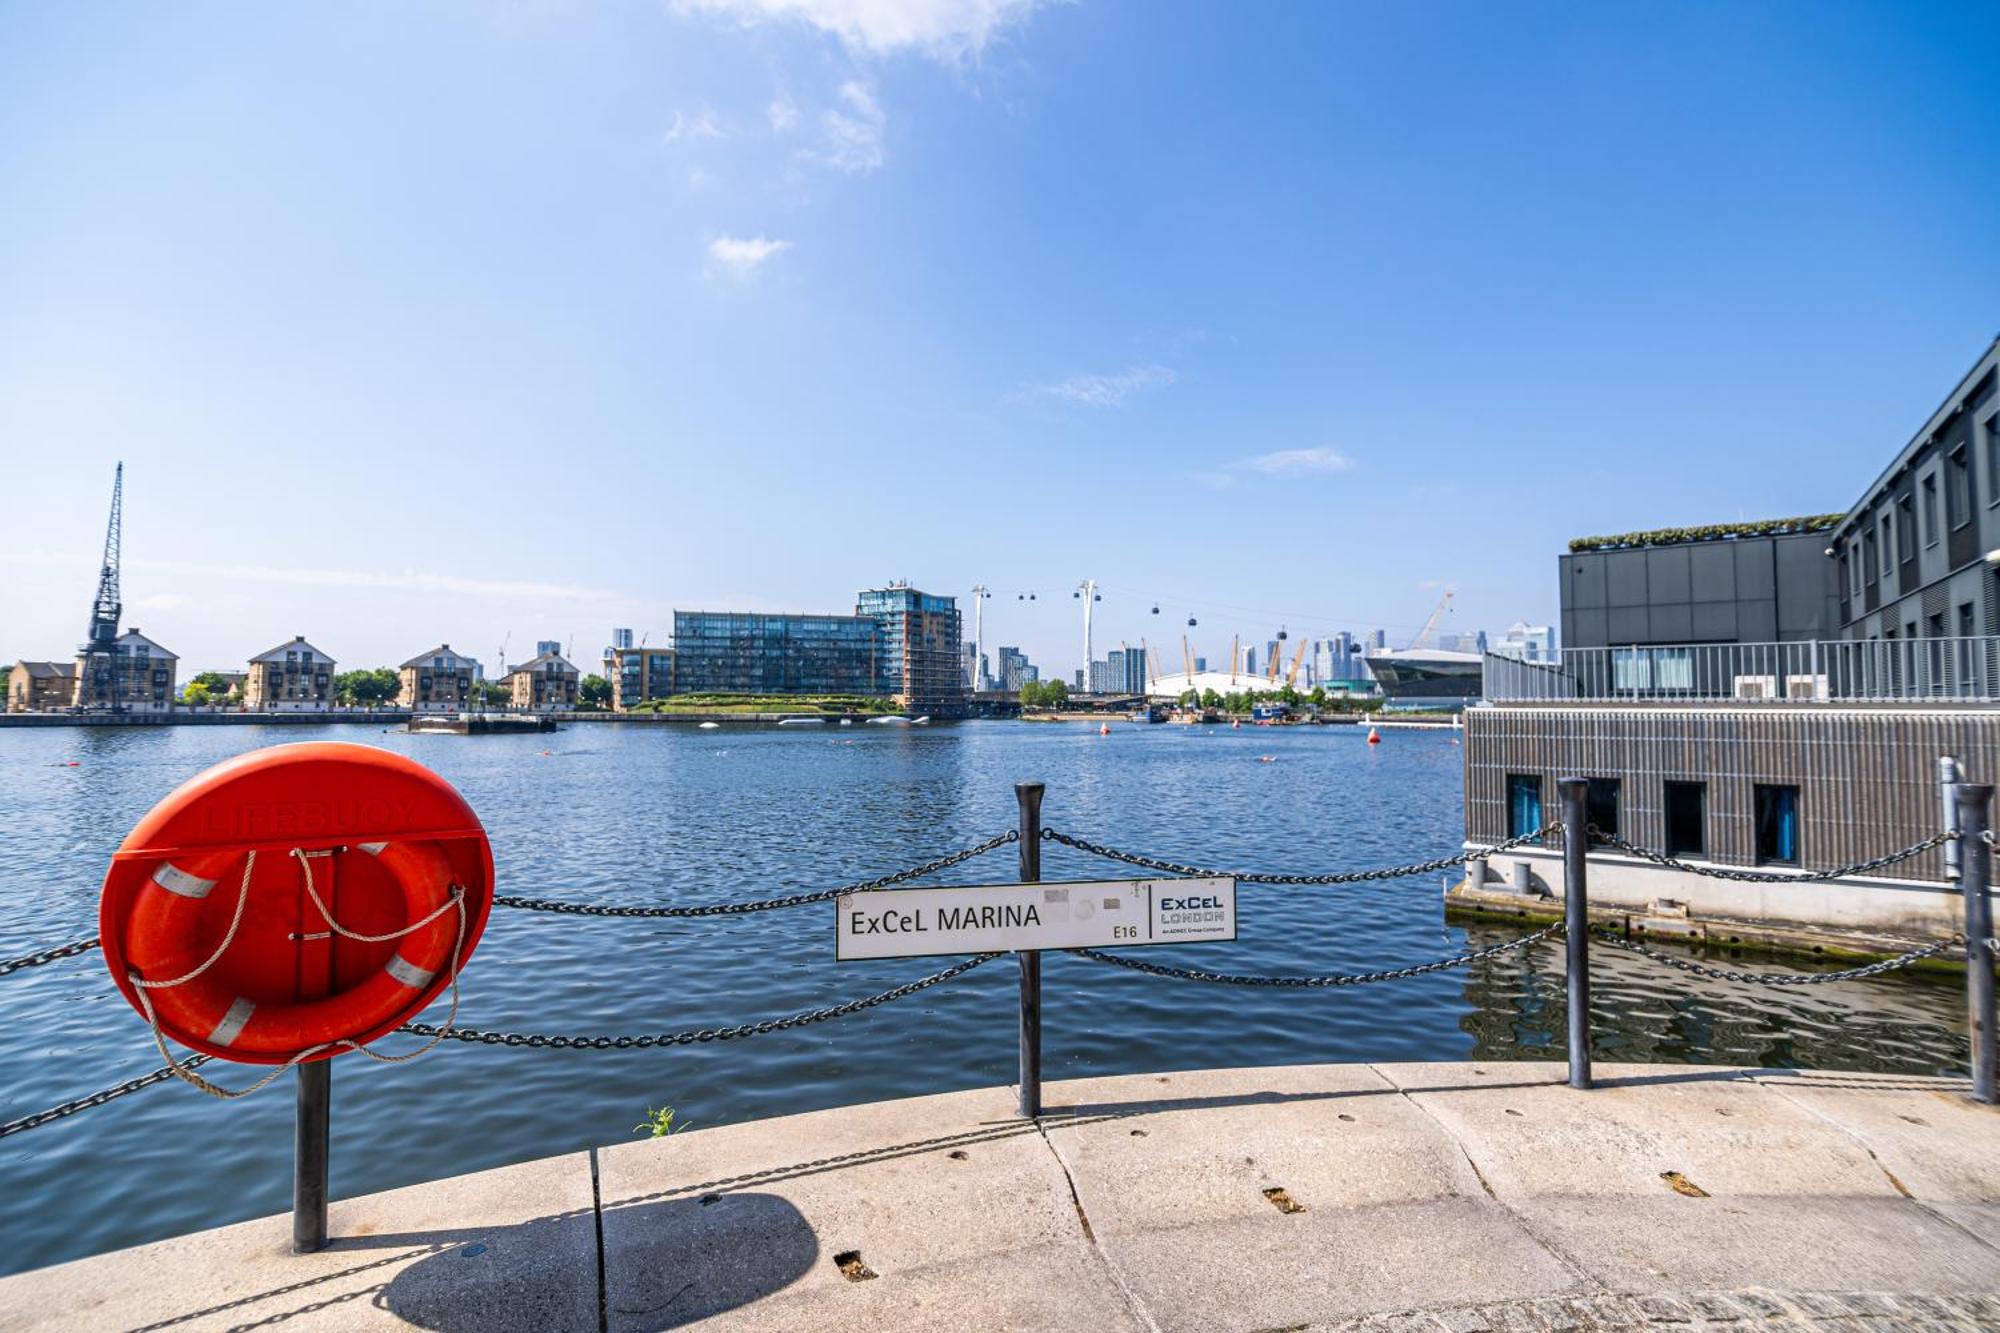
[1484,636,2000,705]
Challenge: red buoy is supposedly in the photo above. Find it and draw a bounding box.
[99,743,493,1065]
[1367,727,1381,745]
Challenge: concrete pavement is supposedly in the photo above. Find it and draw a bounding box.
[2,1062,1996,1331]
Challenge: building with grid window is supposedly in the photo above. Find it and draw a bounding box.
[397,645,480,713]
[504,649,580,711]
[245,636,335,710]
[1466,338,2000,941]
[611,646,676,711]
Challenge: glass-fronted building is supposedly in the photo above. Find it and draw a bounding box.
[858,584,965,716]
[671,611,882,696]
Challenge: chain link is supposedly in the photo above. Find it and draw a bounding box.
[1040,824,1563,885]
[1589,928,1965,985]
[1587,827,1956,883]
[492,831,1020,917]
[0,936,100,978]
[402,951,1000,1049]
[0,1056,214,1139]
[1070,923,1563,987]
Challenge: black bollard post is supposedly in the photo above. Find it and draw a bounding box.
[1956,784,1995,1105]
[1558,777,1592,1090]
[1016,782,1045,1120]
[294,1060,330,1254]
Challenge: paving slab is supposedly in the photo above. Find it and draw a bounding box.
[0,1151,596,1333]
[1038,1064,1583,1330]
[1372,1060,2000,1294]
[594,1081,1143,1332]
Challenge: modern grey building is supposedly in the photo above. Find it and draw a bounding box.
[1831,340,2000,645]
[1468,337,2000,941]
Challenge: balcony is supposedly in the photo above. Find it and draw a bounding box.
[1482,637,2000,706]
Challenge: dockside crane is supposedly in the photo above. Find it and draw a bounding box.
[79,463,125,711]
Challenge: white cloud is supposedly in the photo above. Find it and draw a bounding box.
[663,107,727,142]
[816,81,886,173]
[132,591,193,612]
[707,234,793,277]
[769,95,801,132]
[1033,364,1176,408]
[1244,447,1355,475]
[674,0,1050,61]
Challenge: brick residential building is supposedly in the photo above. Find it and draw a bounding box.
[245,636,337,710]
[398,644,479,713]
[7,661,77,713]
[504,649,579,711]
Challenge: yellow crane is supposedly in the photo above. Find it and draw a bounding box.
[1285,637,1308,690]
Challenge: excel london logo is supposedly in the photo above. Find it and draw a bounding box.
[1156,892,1227,926]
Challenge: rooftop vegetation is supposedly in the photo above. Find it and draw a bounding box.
[1567,514,1843,553]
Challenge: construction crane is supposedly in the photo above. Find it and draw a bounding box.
[78,463,124,711]
[1408,588,1457,651]
[1284,637,1308,690]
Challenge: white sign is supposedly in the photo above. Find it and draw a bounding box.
[836,878,1236,961]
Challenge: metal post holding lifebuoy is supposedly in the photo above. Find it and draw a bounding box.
[1016,782,1045,1120]
[294,1061,330,1253]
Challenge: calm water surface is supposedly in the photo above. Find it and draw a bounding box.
[0,720,1971,1274]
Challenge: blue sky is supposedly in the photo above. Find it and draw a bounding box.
[3,1,1996,677]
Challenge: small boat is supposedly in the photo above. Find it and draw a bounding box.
[912,716,931,725]
[867,716,913,726]
[698,721,720,730]
[1098,723,1111,736]
[778,717,825,726]
[839,718,853,727]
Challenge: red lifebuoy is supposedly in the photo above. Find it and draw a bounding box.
[99,743,493,1065]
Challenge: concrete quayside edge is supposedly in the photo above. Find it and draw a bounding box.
[2,1061,1997,1331]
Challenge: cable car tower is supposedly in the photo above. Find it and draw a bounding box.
[78,463,125,711]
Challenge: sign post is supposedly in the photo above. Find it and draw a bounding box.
[1016,784,1043,1119]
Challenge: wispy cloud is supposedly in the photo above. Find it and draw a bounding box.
[1032,364,1176,408]
[816,81,885,174]
[663,107,727,142]
[1244,447,1355,475]
[674,0,1051,62]
[0,550,618,601]
[768,94,801,132]
[707,234,793,277]
[1185,446,1357,489]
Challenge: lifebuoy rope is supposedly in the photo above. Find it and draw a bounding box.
[128,846,468,1100]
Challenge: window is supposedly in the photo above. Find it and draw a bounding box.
[1863,530,1878,582]
[1923,473,1939,544]
[1585,778,1621,841]
[1506,774,1543,839]
[1988,415,2000,505]
[1927,612,1944,638]
[1754,785,1800,865]
[1949,446,1971,529]
[1961,603,1977,637]
[1880,515,1894,574]
[1663,781,1706,858]
[1897,494,1913,563]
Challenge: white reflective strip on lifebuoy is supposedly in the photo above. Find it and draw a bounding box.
[384,954,433,989]
[356,842,388,855]
[208,997,254,1046]
[152,863,218,899]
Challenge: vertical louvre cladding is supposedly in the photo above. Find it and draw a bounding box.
[1465,706,2000,882]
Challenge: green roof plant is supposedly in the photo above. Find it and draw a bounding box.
[1567,514,1842,553]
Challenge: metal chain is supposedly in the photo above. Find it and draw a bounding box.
[1039,823,1563,885]
[1587,827,1955,884]
[0,936,100,978]
[1070,923,1564,987]
[0,1056,214,1139]
[1590,928,1966,986]
[493,831,1020,917]
[402,951,1001,1049]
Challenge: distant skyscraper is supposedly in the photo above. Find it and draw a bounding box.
[612,628,635,651]
[1193,656,1208,673]
[997,646,1032,692]
[1370,628,1387,650]
[536,640,562,657]
[1075,667,1088,691]
[1494,622,1554,662]
[1243,647,1258,677]
[961,641,980,690]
